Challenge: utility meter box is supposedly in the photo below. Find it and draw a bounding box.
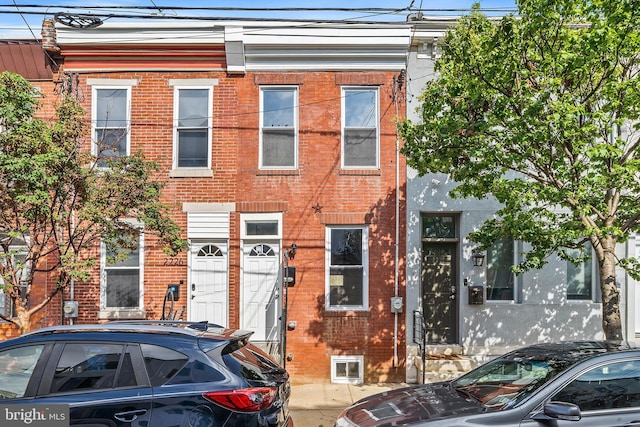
[390,296,403,313]
[63,301,79,318]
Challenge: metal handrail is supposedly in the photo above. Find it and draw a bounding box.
[413,310,427,384]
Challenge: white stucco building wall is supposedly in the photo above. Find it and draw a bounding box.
[405,18,636,376]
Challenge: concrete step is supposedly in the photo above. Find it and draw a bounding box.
[408,353,478,384]
[423,356,475,373]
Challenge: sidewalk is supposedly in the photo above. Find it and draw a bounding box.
[289,383,408,427]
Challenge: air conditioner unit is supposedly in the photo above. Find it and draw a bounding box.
[63,301,78,318]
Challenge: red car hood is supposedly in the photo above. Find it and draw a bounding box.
[337,383,486,427]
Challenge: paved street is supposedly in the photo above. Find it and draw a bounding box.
[289,383,407,427]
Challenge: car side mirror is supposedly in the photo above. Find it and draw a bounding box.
[532,401,581,422]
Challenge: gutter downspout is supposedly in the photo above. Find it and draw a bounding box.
[392,70,405,367]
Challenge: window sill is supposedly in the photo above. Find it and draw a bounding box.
[98,309,146,320]
[170,168,213,178]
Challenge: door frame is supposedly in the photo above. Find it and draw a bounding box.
[239,213,283,343]
[188,240,229,325]
[420,213,460,345]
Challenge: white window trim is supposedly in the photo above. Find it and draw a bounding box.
[259,86,299,170]
[331,355,364,384]
[90,82,135,162]
[325,225,369,311]
[99,224,145,318]
[170,81,215,171]
[240,213,282,240]
[341,87,380,169]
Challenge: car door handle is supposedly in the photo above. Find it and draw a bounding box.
[114,409,147,423]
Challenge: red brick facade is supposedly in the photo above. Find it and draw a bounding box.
[5,24,408,383]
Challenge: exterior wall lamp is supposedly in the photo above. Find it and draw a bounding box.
[472,249,485,267]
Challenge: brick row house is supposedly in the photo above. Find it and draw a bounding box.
[6,13,635,387]
[0,40,59,339]
[23,18,410,384]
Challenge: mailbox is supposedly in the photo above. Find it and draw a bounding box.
[285,266,296,286]
[468,285,484,305]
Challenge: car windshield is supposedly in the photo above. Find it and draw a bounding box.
[451,354,575,410]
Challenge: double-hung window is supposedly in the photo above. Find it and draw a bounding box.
[260,87,298,168]
[92,86,131,167]
[342,87,379,168]
[173,86,212,169]
[326,226,368,310]
[486,239,516,301]
[566,247,595,300]
[101,230,143,314]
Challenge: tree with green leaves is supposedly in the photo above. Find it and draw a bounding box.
[0,71,187,333]
[401,0,640,340]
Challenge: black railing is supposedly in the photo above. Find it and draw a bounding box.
[413,310,427,384]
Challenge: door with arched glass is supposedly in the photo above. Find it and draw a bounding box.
[189,242,228,326]
[241,242,280,341]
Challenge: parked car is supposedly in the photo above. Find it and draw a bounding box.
[0,321,293,427]
[335,341,640,426]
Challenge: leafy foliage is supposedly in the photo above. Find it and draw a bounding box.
[0,72,187,332]
[400,0,640,339]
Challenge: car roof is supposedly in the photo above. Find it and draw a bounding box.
[20,321,254,342]
[505,341,639,363]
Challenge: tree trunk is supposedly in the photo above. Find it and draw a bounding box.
[14,302,31,335]
[599,247,623,341]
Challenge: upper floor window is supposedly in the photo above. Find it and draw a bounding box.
[326,226,368,310]
[93,87,130,167]
[173,87,212,168]
[486,239,516,301]
[260,87,298,169]
[342,88,379,168]
[101,230,143,311]
[566,247,594,301]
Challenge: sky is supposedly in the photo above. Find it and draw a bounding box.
[0,0,518,39]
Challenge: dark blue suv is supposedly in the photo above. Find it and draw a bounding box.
[0,321,293,427]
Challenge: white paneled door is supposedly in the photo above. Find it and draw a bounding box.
[241,242,280,341]
[189,243,228,326]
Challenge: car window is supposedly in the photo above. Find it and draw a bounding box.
[50,343,135,393]
[140,344,189,387]
[552,359,640,411]
[219,344,286,384]
[453,356,572,409]
[0,345,44,399]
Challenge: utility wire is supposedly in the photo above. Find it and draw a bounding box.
[0,5,517,15]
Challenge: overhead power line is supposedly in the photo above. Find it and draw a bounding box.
[0,4,517,16]
[0,4,514,12]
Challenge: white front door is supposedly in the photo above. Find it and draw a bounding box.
[189,242,228,326]
[241,242,280,341]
